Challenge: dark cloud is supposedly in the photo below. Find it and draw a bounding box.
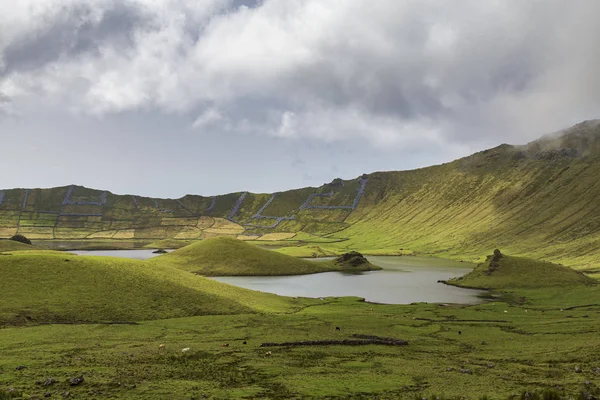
[231,0,262,9]
[1,3,148,76]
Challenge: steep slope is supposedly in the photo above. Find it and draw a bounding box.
[152,237,379,275]
[334,120,600,269]
[0,253,298,326]
[2,120,600,269]
[447,251,596,289]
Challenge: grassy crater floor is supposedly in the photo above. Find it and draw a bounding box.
[1,250,599,398]
[1,295,600,399]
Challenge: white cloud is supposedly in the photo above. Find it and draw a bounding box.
[192,107,224,129]
[0,0,599,149]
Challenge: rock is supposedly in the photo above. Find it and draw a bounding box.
[446,367,455,372]
[481,341,487,345]
[44,392,52,398]
[62,391,70,398]
[42,377,56,387]
[575,366,582,373]
[486,363,495,368]
[15,365,27,371]
[459,368,473,375]
[335,251,370,268]
[69,376,85,386]
[153,249,168,254]
[593,367,600,374]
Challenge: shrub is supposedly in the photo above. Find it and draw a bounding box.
[9,234,32,245]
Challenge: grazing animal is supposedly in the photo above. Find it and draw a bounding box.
[264,351,272,357]
[243,341,247,345]
[182,347,190,353]
[335,327,341,331]
[458,331,462,335]
[158,344,166,350]
[221,343,229,347]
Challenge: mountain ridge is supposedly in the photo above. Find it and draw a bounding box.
[2,120,600,270]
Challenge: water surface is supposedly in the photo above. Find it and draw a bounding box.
[213,256,486,305]
[71,249,168,260]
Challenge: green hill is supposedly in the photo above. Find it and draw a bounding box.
[3,120,600,269]
[153,237,380,275]
[0,239,36,252]
[0,253,299,326]
[447,250,597,290]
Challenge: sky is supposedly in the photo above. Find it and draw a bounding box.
[1,0,599,198]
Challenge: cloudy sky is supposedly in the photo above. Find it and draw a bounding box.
[1,0,598,198]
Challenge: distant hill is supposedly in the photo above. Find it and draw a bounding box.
[0,253,298,326]
[2,120,600,269]
[447,251,597,290]
[152,237,380,275]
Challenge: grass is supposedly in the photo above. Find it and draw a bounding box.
[0,292,599,399]
[152,237,380,275]
[0,253,302,326]
[0,241,599,397]
[448,253,597,290]
[0,239,36,252]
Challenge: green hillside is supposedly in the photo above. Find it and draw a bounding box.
[448,251,597,290]
[0,253,299,325]
[152,237,380,275]
[0,239,36,252]
[2,120,600,269]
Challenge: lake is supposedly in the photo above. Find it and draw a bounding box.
[70,250,486,304]
[213,256,486,305]
[71,249,169,260]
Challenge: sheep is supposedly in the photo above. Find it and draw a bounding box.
[264,351,272,357]
[221,343,229,347]
[158,344,166,351]
[182,347,190,353]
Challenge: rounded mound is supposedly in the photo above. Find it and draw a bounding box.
[0,253,296,326]
[153,237,368,276]
[0,239,37,252]
[448,251,596,289]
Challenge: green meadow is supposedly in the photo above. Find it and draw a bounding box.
[0,243,599,399]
